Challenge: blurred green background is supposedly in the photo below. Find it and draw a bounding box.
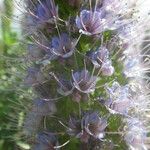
[0,0,29,149]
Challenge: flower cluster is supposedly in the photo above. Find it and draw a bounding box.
[21,0,149,149]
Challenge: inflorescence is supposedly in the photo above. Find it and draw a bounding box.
[21,0,149,149]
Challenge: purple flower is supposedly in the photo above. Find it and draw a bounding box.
[76,10,107,35]
[67,116,90,143]
[57,78,74,96]
[36,0,58,24]
[27,44,46,61]
[67,116,82,137]
[92,0,131,31]
[104,98,131,115]
[82,112,107,140]
[24,112,43,136]
[72,69,97,94]
[33,131,59,150]
[101,60,114,76]
[104,82,132,115]
[118,23,137,42]
[23,99,56,136]
[51,33,76,58]
[125,119,147,150]
[67,111,107,143]
[32,98,56,116]
[50,73,89,103]
[24,67,44,86]
[89,47,109,68]
[26,0,58,32]
[88,47,114,76]
[123,56,139,77]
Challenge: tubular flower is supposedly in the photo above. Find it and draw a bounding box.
[82,112,107,140]
[104,82,132,115]
[76,0,131,35]
[25,0,58,33]
[67,116,82,137]
[35,0,58,24]
[23,99,56,136]
[51,33,76,58]
[72,69,97,94]
[57,78,74,96]
[33,131,59,150]
[124,119,147,150]
[24,67,45,86]
[67,116,90,143]
[76,10,107,35]
[32,98,56,116]
[67,111,107,143]
[88,46,114,76]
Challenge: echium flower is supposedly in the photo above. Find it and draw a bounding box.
[50,33,76,58]
[82,112,107,140]
[25,0,58,33]
[57,77,74,96]
[103,82,132,115]
[24,98,56,136]
[71,69,97,102]
[35,0,58,23]
[32,98,56,116]
[67,111,107,143]
[24,67,44,86]
[56,70,98,102]
[20,0,149,149]
[88,46,114,76]
[76,0,133,36]
[67,116,82,138]
[33,131,59,150]
[72,69,97,93]
[123,55,140,78]
[101,0,137,29]
[27,44,46,61]
[117,1,149,149]
[76,9,107,35]
[124,118,147,150]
